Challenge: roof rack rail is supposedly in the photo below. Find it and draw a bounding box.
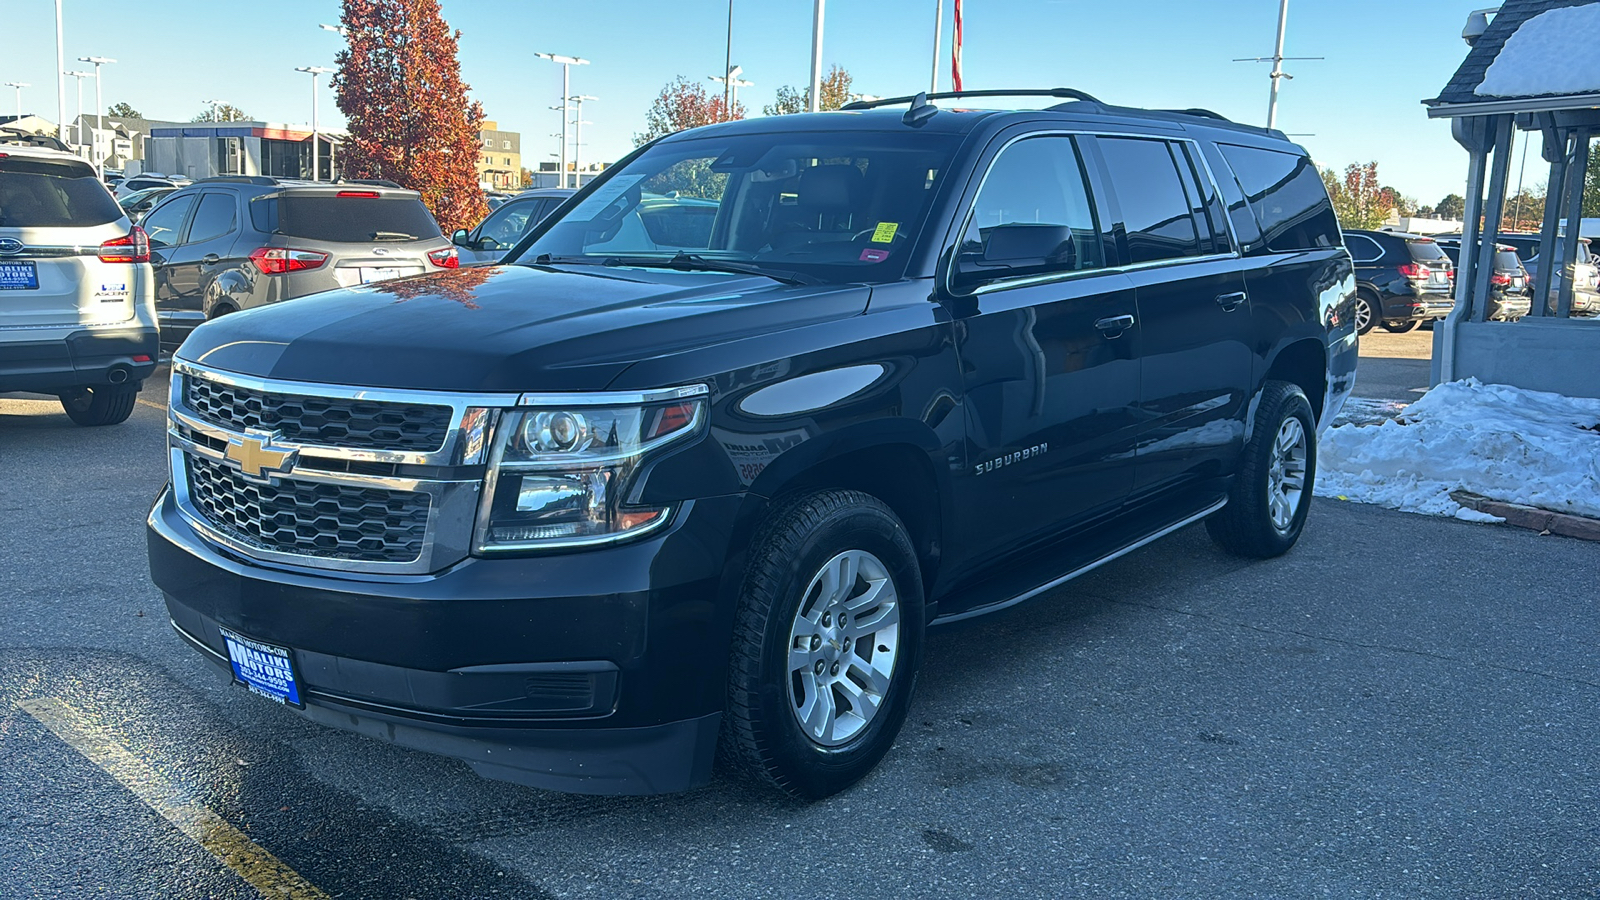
[335,177,404,189]
[1157,107,1232,122]
[0,127,73,153]
[839,87,1102,111]
[195,175,279,186]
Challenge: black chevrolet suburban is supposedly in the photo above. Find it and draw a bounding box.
[147,89,1357,800]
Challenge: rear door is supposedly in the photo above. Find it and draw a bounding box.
[1088,135,1251,496]
[948,133,1142,561]
[0,154,132,329]
[142,192,198,329]
[159,191,241,324]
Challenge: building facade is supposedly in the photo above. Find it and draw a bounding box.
[477,120,522,190]
[146,123,339,180]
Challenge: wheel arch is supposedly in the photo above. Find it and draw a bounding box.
[1262,338,1328,425]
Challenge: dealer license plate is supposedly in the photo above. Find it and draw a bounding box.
[219,628,303,706]
[0,261,39,290]
[359,266,404,284]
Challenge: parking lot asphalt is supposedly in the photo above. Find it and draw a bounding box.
[3,364,1598,899]
[1351,328,1433,403]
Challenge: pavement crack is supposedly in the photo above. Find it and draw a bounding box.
[1105,597,1600,691]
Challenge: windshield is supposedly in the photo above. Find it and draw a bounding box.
[0,157,124,228]
[511,131,960,284]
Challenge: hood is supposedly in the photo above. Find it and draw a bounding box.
[177,264,871,392]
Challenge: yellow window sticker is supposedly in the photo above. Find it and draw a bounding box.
[871,222,899,243]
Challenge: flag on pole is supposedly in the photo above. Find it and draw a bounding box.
[952,0,964,92]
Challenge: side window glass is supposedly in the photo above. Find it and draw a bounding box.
[1216,143,1341,253]
[1098,137,1202,264]
[141,194,195,250]
[955,135,1104,287]
[478,201,532,249]
[185,193,236,245]
[1177,144,1232,254]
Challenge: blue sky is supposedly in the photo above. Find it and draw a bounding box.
[8,0,1509,206]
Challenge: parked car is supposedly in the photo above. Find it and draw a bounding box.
[117,185,178,223]
[1341,229,1455,333]
[0,140,157,425]
[1494,233,1599,315]
[148,89,1357,800]
[114,173,191,199]
[140,175,458,351]
[453,187,574,265]
[1433,239,1532,321]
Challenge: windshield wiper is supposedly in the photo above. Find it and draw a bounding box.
[371,231,416,241]
[599,251,822,286]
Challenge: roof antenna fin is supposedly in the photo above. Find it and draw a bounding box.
[903,92,939,127]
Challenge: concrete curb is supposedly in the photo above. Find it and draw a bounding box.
[1450,490,1600,542]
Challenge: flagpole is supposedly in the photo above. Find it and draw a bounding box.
[930,0,942,93]
[808,0,825,112]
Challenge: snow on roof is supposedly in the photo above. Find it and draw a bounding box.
[1476,4,1600,97]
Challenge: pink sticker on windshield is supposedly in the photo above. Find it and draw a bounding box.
[859,249,889,262]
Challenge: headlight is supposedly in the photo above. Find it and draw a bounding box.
[474,386,708,552]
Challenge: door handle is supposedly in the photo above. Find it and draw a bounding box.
[201,254,221,265]
[1216,291,1247,312]
[1094,314,1135,338]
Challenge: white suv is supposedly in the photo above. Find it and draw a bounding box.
[0,141,159,425]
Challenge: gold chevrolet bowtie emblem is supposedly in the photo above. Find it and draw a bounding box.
[224,432,297,480]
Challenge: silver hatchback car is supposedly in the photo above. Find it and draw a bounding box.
[0,141,158,425]
[143,177,459,350]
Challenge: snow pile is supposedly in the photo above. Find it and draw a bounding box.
[1315,379,1600,522]
[1477,6,1600,98]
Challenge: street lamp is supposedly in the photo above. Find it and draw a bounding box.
[319,23,349,37]
[569,95,597,184]
[535,53,589,189]
[3,82,26,120]
[708,66,751,120]
[64,70,91,157]
[295,66,335,181]
[202,99,226,122]
[77,56,115,175]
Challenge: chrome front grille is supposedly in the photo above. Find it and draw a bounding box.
[186,453,431,563]
[168,361,518,575]
[184,374,454,452]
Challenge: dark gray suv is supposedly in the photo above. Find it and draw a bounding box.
[143,177,457,350]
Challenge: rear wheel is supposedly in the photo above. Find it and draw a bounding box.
[58,384,139,426]
[1205,381,1316,559]
[1353,292,1378,335]
[1382,319,1420,333]
[721,489,924,801]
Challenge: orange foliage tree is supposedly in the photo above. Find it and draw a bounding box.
[634,77,745,146]
[332,0,487,233]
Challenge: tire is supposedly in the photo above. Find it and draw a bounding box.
[721,489,925,801]
[1381,319,1420,333]
[58,384,139,426]
[1353,292,1378,335]
[1205,381,1316,559]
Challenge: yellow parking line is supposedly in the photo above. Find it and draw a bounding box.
[137,398,166,411]
[17,697,329,900]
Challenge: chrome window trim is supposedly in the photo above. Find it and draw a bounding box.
[944,128,1242,300]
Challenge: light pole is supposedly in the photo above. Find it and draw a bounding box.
[1232,0,1321,130]
[54,0,66,143]
[535,53,589,189]
[4,82,26,119]
[77,57,115,175]
[808,0,825,113]
[295,66,335,181]
[319,23,349,37]
[64,71,91,158]
[569,95,597,183]
[708,67,751,119]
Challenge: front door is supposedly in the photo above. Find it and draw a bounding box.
[947,134,1142,565]
[141,192,197,338]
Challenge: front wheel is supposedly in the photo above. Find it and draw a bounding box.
[1205,381,1316,559]
[58,384,139,426]
[721,489,925,801]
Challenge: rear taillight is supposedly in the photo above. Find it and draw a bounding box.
[427,247,460,269]
[1490,272,1511,286]
[1396,262,1429,279]
[248,247,329,274]
[98,226,149,263]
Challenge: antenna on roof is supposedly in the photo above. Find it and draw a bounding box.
[903,92,938,126]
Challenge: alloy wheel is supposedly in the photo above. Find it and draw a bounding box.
[1267,417,1309,533]
[1354,297,1373,332]
[786,549,901,747]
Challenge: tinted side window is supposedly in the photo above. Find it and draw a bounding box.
[957,135,1105,284]
[1098,137,1201,264]
[186,193,237,244]
[1216,143,1341,253]
[1344,234,1382,263]
[1177,144,1232,254]
[141,194,195,249]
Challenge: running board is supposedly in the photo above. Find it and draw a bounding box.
[930,496,1227,626]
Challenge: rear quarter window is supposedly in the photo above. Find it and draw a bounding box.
[1407,239,1448,263]
[1214,143,1341,253]
[259,194,443,243]
[1496,250,1524,270]
[0,157,124,227]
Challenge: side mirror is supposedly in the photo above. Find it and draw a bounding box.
[451,228,471,246]
[953,223,1076,289]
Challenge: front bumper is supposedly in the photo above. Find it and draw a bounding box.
[0,327,158,393]
[148,486,756,795]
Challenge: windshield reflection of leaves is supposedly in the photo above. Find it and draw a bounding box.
[374,266,494,310]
